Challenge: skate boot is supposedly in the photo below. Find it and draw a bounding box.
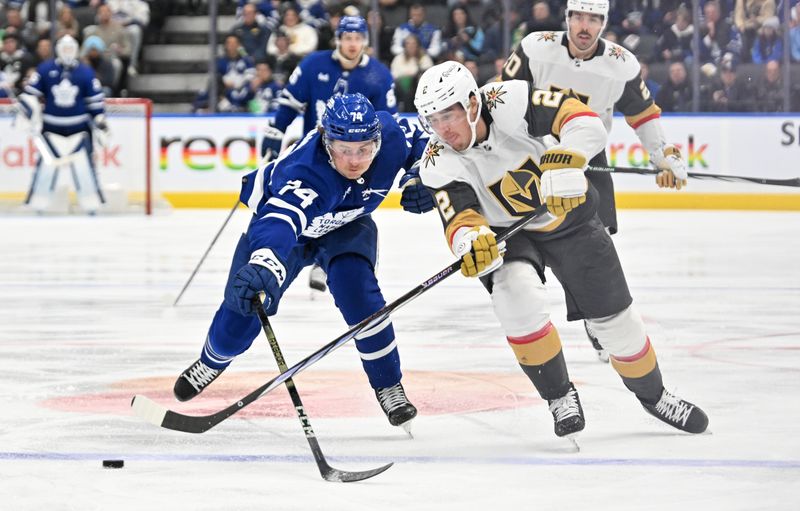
[547,383,586,437]
[584,320,609,362]
[308,264,327,292]
[173,358,225,402]
[640,388,708,434]
[375,382,417,427]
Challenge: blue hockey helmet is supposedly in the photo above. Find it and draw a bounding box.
[336,15,368,37]
[321,93,381,144]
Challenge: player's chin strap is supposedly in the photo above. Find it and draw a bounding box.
[458,94,482,154]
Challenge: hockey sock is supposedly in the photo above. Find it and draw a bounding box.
[508,322,571,400]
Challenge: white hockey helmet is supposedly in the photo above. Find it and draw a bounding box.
[55,35,80,68]
[566,0,609,32]
[414,61,482,151]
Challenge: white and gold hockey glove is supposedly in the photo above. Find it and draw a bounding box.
[652,145,688,190]
[539,147,588,217]
[452,225,505,278]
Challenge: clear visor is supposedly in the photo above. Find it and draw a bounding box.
[325,139,380,162]
[418,103,467,137]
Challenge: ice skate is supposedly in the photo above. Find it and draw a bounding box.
[308,264,327,293]
[375,382,417,434]
[173,358,225,402]
[640,388,709,434]
[584,320,609,362]
[548,383,585,439]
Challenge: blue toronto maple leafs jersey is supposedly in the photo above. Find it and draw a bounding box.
[274,51,397,135]
[24,59,104,135]
[240,111,426,259]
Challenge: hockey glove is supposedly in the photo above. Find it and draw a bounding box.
[260,120,284,161]
[539,147,588,217]
[652,145,688,190]
[93,114,110,148]
[452,225,505,278]
[232,248,287,316]
[399,169,435,214]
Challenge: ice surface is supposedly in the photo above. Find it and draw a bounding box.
[1,209,798,510]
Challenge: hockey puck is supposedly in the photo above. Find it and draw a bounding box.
[102,459,124,469]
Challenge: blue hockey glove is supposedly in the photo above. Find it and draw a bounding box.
[399,169,435,214]
[260,120,284,161]
[232,248,287,316]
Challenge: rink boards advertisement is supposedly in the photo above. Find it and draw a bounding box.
[1,113,799,209]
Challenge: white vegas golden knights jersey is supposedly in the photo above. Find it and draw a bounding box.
[501,31,661,133]
[419,80,606,241]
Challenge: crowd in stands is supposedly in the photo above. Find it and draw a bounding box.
[2,0,798,112]
[0,0,159,98]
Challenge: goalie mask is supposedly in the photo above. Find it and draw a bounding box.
[414,61,482,152]
[55,35,80,68]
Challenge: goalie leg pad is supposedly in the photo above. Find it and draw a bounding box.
[489,261,550,337]
[70,137,104,213]
[26,158,58,212]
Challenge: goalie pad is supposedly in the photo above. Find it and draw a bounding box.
[15,93,43,135]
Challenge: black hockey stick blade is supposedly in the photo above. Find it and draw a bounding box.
[131,204,550,434]
[254,298,394,482]
[588,164,800,188]
[321,461,394,483]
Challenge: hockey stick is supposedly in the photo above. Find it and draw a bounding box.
[588,164,800,188]
[253,296,393,482]
[173,201,240,306]
[131,203,550,434]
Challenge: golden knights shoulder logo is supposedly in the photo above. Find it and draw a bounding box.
[607,45,628,61]
[423,141,443,167]
[536,32,557,42]
[487,158,543,215]
[484,86,507,111]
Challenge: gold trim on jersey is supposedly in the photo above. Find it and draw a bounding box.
[445,208,488,247]
[551,97,594,136]
[625,103,662,129]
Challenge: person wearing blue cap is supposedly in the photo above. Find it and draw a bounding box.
[81,35,117,96]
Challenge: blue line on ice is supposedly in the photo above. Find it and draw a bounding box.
[1,451,798,469]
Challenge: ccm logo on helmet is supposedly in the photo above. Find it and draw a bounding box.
[540,152,574,166]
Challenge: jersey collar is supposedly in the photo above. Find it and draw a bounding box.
[560,32,605,62]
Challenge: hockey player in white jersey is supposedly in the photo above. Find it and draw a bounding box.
[17,35,109,215]
[501,0,688,360]
[414,61,708,438]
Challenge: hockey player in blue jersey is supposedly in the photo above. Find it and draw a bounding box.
[18,35,108,214]
[174,93,429,430]
[260,15,397,160]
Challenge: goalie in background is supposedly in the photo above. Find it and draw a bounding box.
[17,35,109,215]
